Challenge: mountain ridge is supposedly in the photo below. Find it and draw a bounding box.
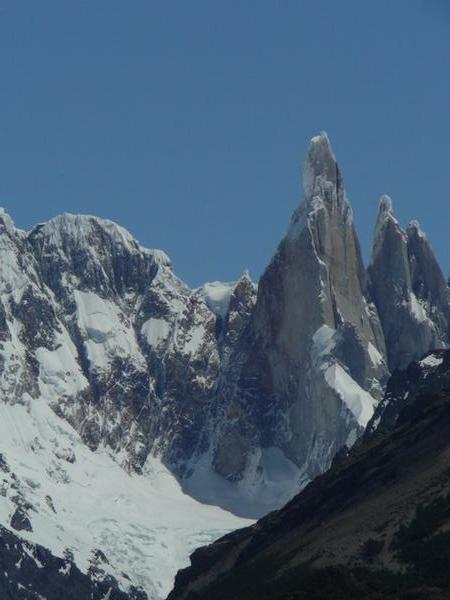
[1,132,448,513]
[0,133,449,597]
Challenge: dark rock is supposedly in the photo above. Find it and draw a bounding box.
[0,524,147,599]
[10,507,32,532]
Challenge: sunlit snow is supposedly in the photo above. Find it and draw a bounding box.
[0,398,252,599]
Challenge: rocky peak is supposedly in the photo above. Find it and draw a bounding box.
[368,197,448,371]
[289,132,352,241]
[229,270,256,307]
[302,132,344,205]
[0,208,39,291]
[28,213,170,301]
[370,195,411,302]
[286,135,383,350]
[218,272,257,355]
[209,134,388,507]
[406,219,449,303]
[0,207,22,237]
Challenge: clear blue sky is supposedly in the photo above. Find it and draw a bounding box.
[0,1,449,286]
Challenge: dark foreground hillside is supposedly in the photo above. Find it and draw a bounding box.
[168,351,450,600]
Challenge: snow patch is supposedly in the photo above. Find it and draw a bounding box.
[74,290,146,371]
[420,353,444,368]
[324,363,376,427]
[408,292,432,325]
[141,318,171,349]
[182,324,207,355]
[368,342,384,367]
[312,324,336,357]
[197,281,236,319]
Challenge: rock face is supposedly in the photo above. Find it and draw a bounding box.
[168,350,450,600]
[368,196,450,371]
[209,133,388,506]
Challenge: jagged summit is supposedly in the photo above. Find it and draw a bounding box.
[377,193,393,215]
[374,194,402,229]
[289,133,352,240]
[302,131,338,199]
[301,132,347,210]
[240,268,252,281]
[29,212,171,266]
[0,206,23,236]
[372,194,406,262]
[407,218,427,239]
[368,194,449,371]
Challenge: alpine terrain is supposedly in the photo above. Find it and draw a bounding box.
[0,133,448,598]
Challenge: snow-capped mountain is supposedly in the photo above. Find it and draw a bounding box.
[0,209,253,598]
[0,133,449,597]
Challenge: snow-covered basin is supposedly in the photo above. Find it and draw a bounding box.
[0,398,252,599]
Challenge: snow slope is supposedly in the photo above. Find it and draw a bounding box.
[0,397,252,599]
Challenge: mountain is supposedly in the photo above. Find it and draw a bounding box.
[202,133,388,513]
[368,196,450,371]
[0,209,253,598]
[168,349,450,600]
[0,132,449,597]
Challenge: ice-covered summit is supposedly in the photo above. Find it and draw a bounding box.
[29,212,171,266]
